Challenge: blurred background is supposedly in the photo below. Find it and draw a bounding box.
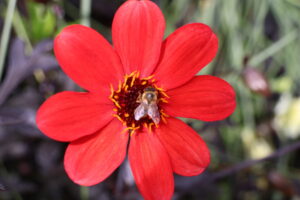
[0,0,300,199]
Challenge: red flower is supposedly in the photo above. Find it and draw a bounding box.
[36,0,236,199]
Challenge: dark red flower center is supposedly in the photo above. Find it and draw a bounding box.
[109,71,169,134]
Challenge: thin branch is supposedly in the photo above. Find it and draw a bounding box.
[212,140,300,180]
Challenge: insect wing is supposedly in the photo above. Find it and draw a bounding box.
[134,103,148,121]
[148,103,160,124]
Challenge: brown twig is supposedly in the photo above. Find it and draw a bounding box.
[212,140,300,180]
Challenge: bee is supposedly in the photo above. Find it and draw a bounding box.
[134,87,160,124]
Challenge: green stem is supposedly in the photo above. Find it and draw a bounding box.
[249,30,298,66]
[80,186,89,200]
[80,0,92,27]
[238,84,255,129]
[0,0,17,79]
[13,9,33,53]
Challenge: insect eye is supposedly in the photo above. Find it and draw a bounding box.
[144,87,155,92]
[146,93,154,99]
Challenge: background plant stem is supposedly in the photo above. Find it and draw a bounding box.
[249,30,298,66]
[80,0,92,27]
[0,0,17,80]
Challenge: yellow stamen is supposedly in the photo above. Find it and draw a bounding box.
[128,125,140,136]
[113,108,118,112]
[148,122,154,133]
[141,81,147,85]
[121,127,134,134]
[154,85,164,91]
[124,85,128,92]
[122,75,129,88]
[142,74,154,80]
[160,90,169,98]
[130,74,136,87]
[127,126,139,131]
[161,111,169,117]
[114,95,119,99]
[160,98,168,103]
[111,98,121,109]
[121,128,127,134]
[124,113,129,118]
[161,115,167,124]
[109,84,114,98]
[129,71,136,77]
[130,131,134,136]
[116,81,122,93]
[113,114,124,123]
[143,123,148,130]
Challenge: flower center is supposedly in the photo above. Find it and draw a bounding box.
[109,71,169,134]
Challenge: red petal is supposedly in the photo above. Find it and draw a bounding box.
[36,91,113,142]
[129,131,174,200]
[157,117,210,176]
[154,23,218,90]
[64,118,128,186]
[112,0,165,77]
[54,25,124,94]
[164,75,236,121]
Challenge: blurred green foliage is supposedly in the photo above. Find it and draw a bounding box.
[26,1,56,43]
[0,0,300,199]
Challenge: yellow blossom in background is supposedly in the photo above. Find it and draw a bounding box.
[274,94,300,139]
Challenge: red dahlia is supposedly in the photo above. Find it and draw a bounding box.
[36,0,236,199]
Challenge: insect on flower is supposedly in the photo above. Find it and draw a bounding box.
[134,86,160,125]
[36,0,236,199]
